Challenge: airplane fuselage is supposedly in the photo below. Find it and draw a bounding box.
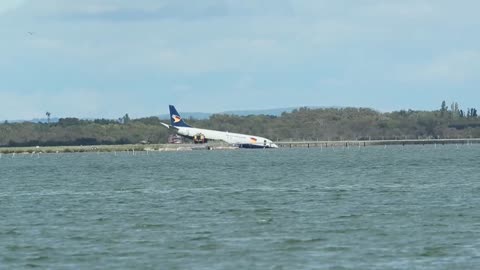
[176,126,278,148]
[164,105,278,149]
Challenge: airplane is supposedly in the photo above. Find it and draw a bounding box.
[161,105,278,149]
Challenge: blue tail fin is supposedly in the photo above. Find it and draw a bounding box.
[169,105,191,127]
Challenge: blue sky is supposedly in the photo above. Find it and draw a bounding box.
[1,0,479,120]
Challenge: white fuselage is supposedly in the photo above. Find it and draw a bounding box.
[176,127,278,148]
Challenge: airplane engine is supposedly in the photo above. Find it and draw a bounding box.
[193,133,208,144]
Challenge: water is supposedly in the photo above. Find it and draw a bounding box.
[1,145,480,269]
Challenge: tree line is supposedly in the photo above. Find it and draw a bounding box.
[1,101,480,147]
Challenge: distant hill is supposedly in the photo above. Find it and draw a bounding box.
[159,106,324,120]
[5,106,328,122]
[159,112,212,120]
[6,117,60,124]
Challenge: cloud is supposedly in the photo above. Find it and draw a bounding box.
[0,87,177,120]
[363,1,435,19]
[0,0,26,14]
[0,90,103,120]
[1,0,480,118]
[29,0,294,21]
[26,37,63,50]
[398,50,480,83]
[24,1,229,21]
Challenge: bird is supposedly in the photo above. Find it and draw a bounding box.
[27,32,35,35]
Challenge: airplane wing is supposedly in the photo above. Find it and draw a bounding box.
[160,122,178,129]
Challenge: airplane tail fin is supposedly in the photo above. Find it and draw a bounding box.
[169,105,191,127]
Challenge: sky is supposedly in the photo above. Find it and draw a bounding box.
[1,0,479,120]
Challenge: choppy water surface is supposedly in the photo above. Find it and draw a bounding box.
[1,145,480,269]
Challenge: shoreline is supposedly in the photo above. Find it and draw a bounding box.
[276,138,480,148]
[0,143,235,154]
[0,138,479,154]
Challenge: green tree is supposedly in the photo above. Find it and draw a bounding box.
[122,114,131,124]
[440,101,447,117]
[452,102,460,118]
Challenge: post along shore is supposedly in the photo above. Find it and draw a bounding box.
[0,138,479,154]
[275,138,480,148]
